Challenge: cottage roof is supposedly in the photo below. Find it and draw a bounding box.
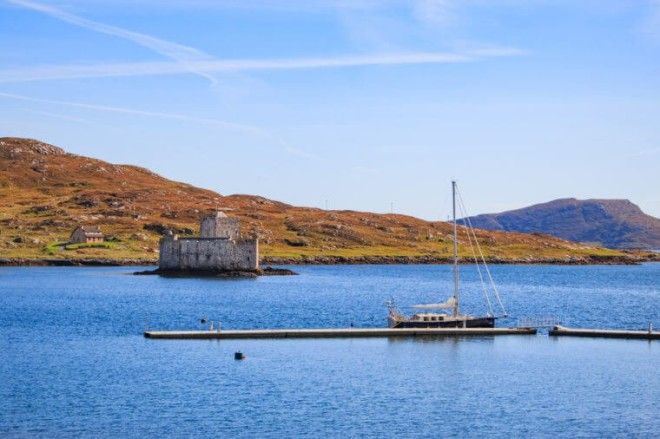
[74,225,103,237]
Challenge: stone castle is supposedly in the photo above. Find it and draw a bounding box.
[158,211,259,272]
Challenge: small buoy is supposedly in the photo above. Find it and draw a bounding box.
[234,351,245,360]
[200,318,207,324]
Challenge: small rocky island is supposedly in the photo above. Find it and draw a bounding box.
[136,211,295,277]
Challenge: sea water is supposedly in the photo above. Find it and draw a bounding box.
[1,264,658,437]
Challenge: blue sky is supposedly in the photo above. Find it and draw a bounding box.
[1,0,659,220]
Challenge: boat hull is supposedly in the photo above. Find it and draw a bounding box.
[390,316,496,329]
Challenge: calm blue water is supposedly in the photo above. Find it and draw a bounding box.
[1,264,658,437]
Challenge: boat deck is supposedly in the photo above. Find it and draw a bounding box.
[144,326,537,340]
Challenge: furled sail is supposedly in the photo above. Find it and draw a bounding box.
[412,296,457,309]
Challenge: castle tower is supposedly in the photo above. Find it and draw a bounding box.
[200,211,240,240]
[159,211,258,272]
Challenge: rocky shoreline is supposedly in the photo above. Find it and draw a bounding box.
[0,253,657,267]
[262,254,659,265]
[0,258,155,266]
[134,266,297,277]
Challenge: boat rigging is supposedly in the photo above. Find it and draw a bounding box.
[387,181,507,328]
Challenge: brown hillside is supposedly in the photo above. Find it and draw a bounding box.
[0,137,650,264]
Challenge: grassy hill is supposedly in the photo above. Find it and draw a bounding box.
[0,137,653,264]
[462,198,660,250]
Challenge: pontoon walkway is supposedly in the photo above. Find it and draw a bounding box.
[549,325,659,340]
[144,326,537,340]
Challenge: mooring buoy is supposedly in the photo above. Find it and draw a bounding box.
[234,351,245,360]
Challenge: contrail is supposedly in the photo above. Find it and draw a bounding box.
[0,49,526,83]
[0,91,309,157]
[7,0,219,85]
[0,91,259,133]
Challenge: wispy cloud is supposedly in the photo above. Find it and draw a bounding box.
[352,165,379,174]
[25,109,96,125]
[413,0,456,26]
[4,0,526,84]
[0,91,260,133]
[0,91,308,158]
[0,49,525,83]
[284,145,321,160]
[626,146,660,158]
[639,0,660,42]
[7,0,219,85]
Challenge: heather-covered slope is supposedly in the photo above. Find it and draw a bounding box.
[0,137,651,264]
[462,198,660,249]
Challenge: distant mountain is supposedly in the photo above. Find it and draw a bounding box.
[462,198,660,249]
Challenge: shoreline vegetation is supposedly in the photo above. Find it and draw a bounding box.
[1,252,657,267]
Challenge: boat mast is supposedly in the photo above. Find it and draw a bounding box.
[452,180,460,317]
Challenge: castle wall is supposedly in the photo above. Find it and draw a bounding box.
[159,236,258,271]
[200,215,240,239]
[158,235,181,270]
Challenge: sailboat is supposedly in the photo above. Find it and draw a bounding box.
[387,181,507,328]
